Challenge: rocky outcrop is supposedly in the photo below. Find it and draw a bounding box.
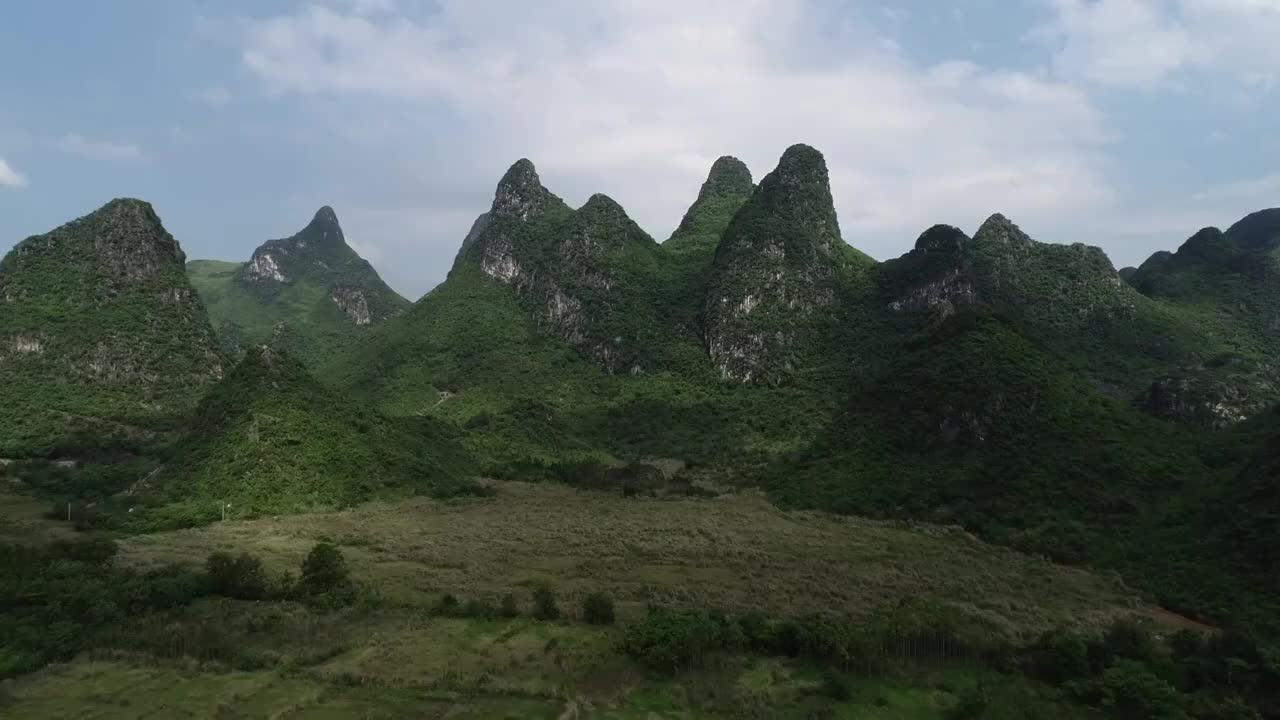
[885,214,1131,329]
[1140,373,1258,429]
[245,251,287,283]
[1139,358,1277,428]
[702,144,843,383]
[330,285,372,325]
[239,206,348,287]
[455,159,664,373]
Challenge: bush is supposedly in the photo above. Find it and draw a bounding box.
[49,537,118,565]
[1030,628,1091,683]
[532,586,560,621]
[206,551,267,600]
[945,683,990,720]
[462,598,495,619]
[1091,619,1157,670]
[819,668,852,701]
[299,543,353,606]
[500,593,520,618]
[582,592,615,625]
[434,593,460,616]
[1089,659,1189,720]
[619,608,738,674]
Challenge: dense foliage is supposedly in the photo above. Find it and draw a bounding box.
[108,346,479,530]
[0,199,225,458]
[0,537,210,677]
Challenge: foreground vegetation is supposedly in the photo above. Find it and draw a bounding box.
[3,485,1276,718]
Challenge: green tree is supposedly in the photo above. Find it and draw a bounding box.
[300,543,351,598]
[582,592,615,625]
[500,593,520,618]
[205,551,267,600]
[532,586,560,620]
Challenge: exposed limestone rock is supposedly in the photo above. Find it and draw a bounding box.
[11,335,45,354]
[703,144,843,383]
[1140,374,1256,428]
[491,159,557,221]
[245,251,287,283]
[330,285,372,325]
[1140,359,1276,428]
[87,199,188,284]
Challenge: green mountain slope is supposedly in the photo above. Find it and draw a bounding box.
[1125,210,1280,425]
[321,154,864,473]
[188,207,409,366]
[703,144,874,384]
[124,346,476,528]
[0,199,225,457]
[450,159,688,373]
[877,217,1230,405]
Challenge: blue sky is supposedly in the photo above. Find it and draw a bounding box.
[2,0,1279,299]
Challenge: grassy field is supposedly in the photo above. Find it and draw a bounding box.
[112,482,1147,635]
[2,655,1094,719]
[0,482,1170,718]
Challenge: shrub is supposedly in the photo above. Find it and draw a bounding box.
[462,598,494,619]
[206,551,267,600]
[619,608,737,674]
[1090,659,1189,720]
[49,537,118,565]
[945,683,990,720]
[1030,628,1091,683]
[1098,619,1158,666]
[532,586,560,621]
[299,543,353,606]
[434,593,460,616]
[582,592,615,625]
[500,593,520,618]
[819,668,852,701]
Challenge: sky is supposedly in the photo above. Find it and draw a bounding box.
[2,0,1279,300]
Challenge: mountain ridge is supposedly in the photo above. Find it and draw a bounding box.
[187,206,409,366]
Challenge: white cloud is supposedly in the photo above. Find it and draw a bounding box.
[54,133,143,161]
[0,157,27,188]
[1043,0,1280,91]
[236,1,1118,293]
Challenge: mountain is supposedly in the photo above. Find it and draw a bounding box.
[1126,209,1280,425]
[123,346,476,528]
[0,199,224,457]
[449,159,678,373]
[188,207,409,366]
[703,144,873,384]
[321,153,857,473]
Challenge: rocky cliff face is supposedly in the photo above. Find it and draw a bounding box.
[0,198,225,454]
[330,285,372,325]
[702,144,843,383]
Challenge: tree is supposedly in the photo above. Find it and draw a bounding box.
[582,592,615,625]
[434,593,460,616]
[532,586,560,620]
[500,593,520,618]
[1030,628,1091,683]
[300,543,351,598]
[206,551,267,600]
